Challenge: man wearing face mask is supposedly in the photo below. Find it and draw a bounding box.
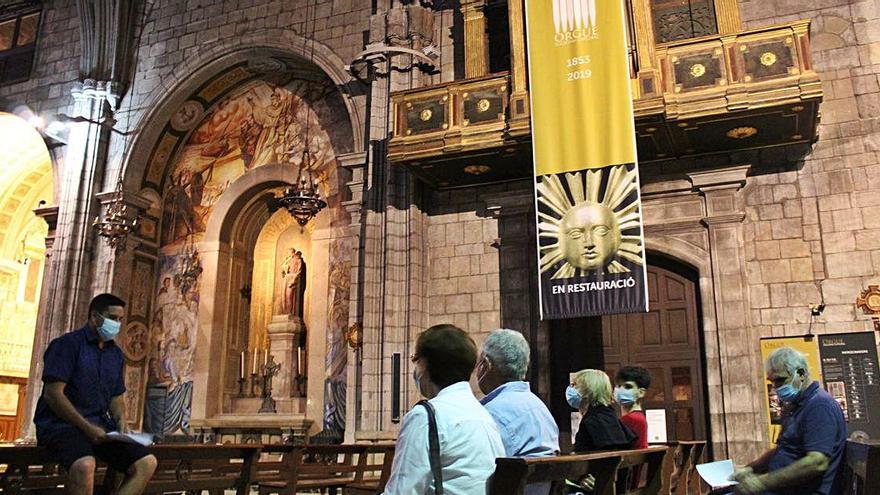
[613,366,650,450]
[382,324,505,495]
[730,347,845,495]
[477,329,559,495]
[34,294,157,495]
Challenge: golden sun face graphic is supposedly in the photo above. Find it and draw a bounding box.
[537,165,644,278]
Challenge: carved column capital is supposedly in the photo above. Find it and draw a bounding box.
[688,164,750,222]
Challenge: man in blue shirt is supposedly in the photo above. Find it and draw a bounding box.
[731,347,846,495]
[34,293,157,495]
[477,329,560,495]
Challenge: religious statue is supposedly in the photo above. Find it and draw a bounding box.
[276,248,307,317]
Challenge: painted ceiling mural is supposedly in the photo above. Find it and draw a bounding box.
[144,80,340,435]
[160,80,337,247]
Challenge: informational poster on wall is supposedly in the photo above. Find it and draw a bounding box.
[759,336,822,445]
[818,332,880,440]
[645,408,668,444]
[524,0,649,319]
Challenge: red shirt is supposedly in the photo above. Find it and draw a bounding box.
[620,410,648,449]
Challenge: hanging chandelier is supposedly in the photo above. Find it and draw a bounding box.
[273,149,327,226]
[93,178,140,251]
[270,0,326,227]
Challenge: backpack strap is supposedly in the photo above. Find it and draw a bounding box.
[416,400,443,494]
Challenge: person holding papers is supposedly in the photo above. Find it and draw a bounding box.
[730,347,846,495]
[34,294,157,495]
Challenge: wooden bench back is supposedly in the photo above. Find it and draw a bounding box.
[843,439,880,495]
[0,444,261,495]
[617,446,670,494]
[659,441,706,495]
[134,444,261,495]
[252,444,304,486]
[1,445,76,495]
[491,447,671,495]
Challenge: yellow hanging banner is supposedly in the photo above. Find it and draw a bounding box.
[526,0,637,174]
[525,0,648,319]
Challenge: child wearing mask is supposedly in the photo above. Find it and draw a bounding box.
[614,366,651,449]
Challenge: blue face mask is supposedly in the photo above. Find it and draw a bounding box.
[97,315,121,341]
[566,385,582,409]
[614,387,636,405]
[775,383,799,402]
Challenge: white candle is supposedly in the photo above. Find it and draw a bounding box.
[252,349,258,374]
[240,351,245,379]
[264,349,269,367]
[297,347,303,376]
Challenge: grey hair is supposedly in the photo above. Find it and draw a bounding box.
[481,329,530,381]
[765,346,810,379]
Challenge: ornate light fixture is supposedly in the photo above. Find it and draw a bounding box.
[93,178,139,251]
[273,149,327,226]
[269,0,327,227]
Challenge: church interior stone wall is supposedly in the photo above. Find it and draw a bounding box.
[1,0,879,464]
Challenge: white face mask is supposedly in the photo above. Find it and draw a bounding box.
[413,367,424,397]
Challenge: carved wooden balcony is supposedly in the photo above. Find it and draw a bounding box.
[388,19,821,188]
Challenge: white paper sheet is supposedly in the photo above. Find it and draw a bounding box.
[106,431,155,446]
[696,459,738,489]
[645,409,667,443]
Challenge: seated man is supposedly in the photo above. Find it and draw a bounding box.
[34,294,157,495]
[614,366,650,449]
[382,324,505,495]
[477,329,560,495]
[731,347,846,495]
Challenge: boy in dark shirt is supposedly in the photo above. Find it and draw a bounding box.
[614,366,650,449]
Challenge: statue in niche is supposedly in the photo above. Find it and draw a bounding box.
[276,248,307,317]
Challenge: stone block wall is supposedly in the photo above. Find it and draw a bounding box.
[738,0,880,336]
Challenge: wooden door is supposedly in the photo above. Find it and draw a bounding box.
[0,376,27,441]
[602,263,707,441]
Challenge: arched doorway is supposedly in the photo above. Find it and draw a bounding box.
[131,66,356,440]
[0,112,54,441]
[548,254,709,449]
[602,256,707,443]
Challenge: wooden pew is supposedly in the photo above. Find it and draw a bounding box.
[112,444,261,495]
[254,444,304,495]
[0,443,260,495]
[842,438,880,495]
[490,446,670,495]
[343,443,396,495]
[257,443,395,495]
[0,445,84,495]
[660,441,706,495]
[616,446,670,494]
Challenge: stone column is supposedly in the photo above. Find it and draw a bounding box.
[688,165,763,463]
[20,80,117,439]
[461,0,490,78]
[354,1,431,438]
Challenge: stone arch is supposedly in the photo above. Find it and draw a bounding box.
[134,54,356,434]
[122,31,364,193]
[189,160,345,429]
